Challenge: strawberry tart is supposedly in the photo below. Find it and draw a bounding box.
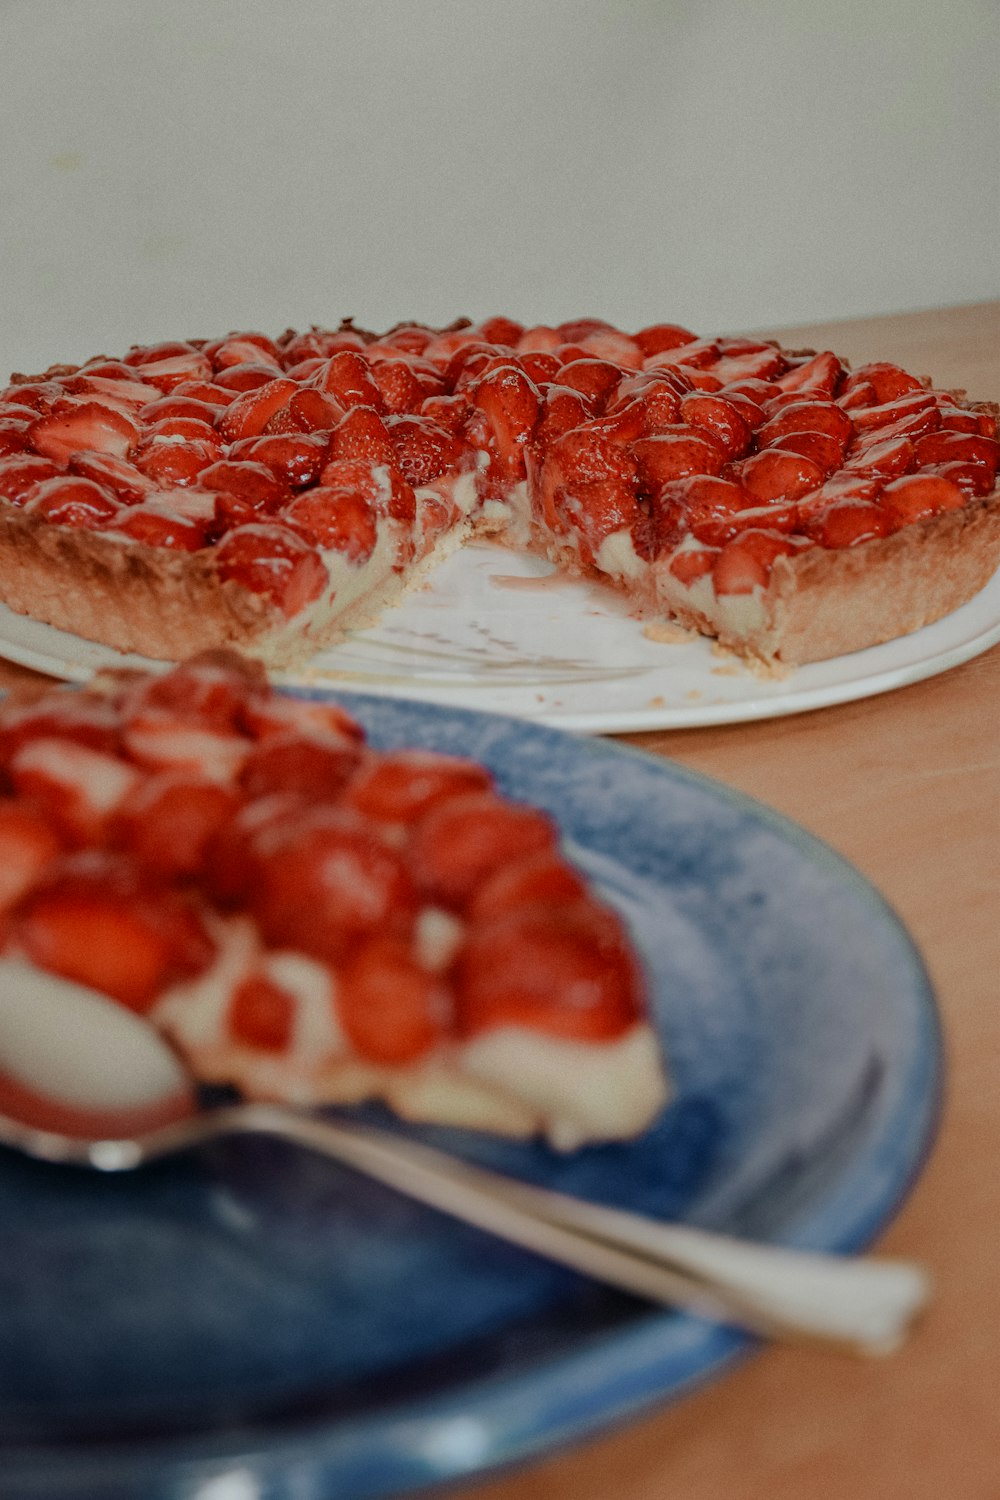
[0,316,997,671]
[0,652,668,1148]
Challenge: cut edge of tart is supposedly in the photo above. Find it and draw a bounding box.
[0,320,997,672]
[0,651,669,1150]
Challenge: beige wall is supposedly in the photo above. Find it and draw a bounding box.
[0,0,996,370]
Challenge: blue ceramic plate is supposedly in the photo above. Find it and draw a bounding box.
[0,695,940,1500]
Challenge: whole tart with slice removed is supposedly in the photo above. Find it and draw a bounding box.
[0,651,668,1149]
[0,319,997,670]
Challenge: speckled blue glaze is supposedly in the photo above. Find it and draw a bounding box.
[0,694,940,1500]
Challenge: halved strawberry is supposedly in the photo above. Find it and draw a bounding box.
[841,362,924,404]
[9,852,215,1012]
[9,737,138,844]
[138,395,226,426]
[407,791,557,911]
[206,335,282,371]
[217,378,298,442]
[769,430,845,474]
[913,430,999,472]
[773,351,844,396]
[227,433,328,489]
[467,849,588,922]
[516,325,563,354]
[251,806,418,962]
[110,772,242,878]
[649,476,753,551]
[631,429,726,488]
[23,476,122,527]
[802,500,896,548]
[68,451,158,504]
[311,351,383,410]
[239,729,362,801]
[387,415,462,487]
[0,692,121,768]
[755,399,853,447]
[0,799,63,912]
[667,548,719,585]
[133,437,218,488]
[214,523,328,617]
[28,402,139,464]
[0,455,62,504]
[844,435,916,480]
[712,529,807,594]
[705,346,787,384]
[263,388,343,435]
[454,900,643,1043]
[142,415,223,448]
[327,406,396,465]
[227,972,296,1052]
[0,418,32,458]
[337,935,446,1064]
[553,478,643,566]
[849,392,937,433]
[553,359,624,409]
[345,749,493,825]
[732,448,826,505]
[469,364,541,482]
[679,393,754,458]
[633,323,697,358]
[199,459,290,513]
[105,503,208,551]
[879,473,968,525]
[923,460,997,497]
[283,486,379,561]
[532,385,597,452]
[212,362,282,393]
[369,357,429,414]
[129,350,213,393]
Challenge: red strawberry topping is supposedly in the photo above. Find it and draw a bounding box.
[214,523,328,616]
[337,936,446,1064]
[28,402,139,464]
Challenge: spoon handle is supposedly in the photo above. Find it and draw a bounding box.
[209,1105,930,1354]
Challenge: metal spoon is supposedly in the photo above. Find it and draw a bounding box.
[0,961,931,1355]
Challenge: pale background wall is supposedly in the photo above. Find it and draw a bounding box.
[0,0,996,372]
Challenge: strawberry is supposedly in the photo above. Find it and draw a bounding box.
[199,459,290,513]
[138,395,224,425]
[516,325,563,354]
[532,385,597,452]
[243,691,364,745]
[336,935,446,1064]
[547,427,640,487]
[667,548,719,585]
[217,378,298,442]
[345,749,493,826]
[936,403,996,436]
[712,529,806,594]
[650,475,753,551]
[110,773,241,878]
[28,402,139,464]
[851,408,941,447]
[327,406,396,465]
[768,430,845,474]
[517,351,562,385]
[470,316,522,347]
[9,852,215,1012]
[469,364,541,482]
[837,382,878,412]
[280,329,365,366]
[227,972,296,1052]
[227,433,328,489]
[913,430,999,472]
[0,418,32,458]
[679,393,754,458]
[0,455,61,504]
[318,456,415,525]
[251,806,418,962]
[705,346,787,384]
[755,399,853,447]
[0,799,63,912]
[841,362,923,404]
[732,449,826,504]
[879,473,968,525]
[810,471,883,506]
[802,500,896,548]
[773,351,844,396]
[263,388,343,435]
[311,351,383,410]
[69,374,160,409]
[371,324,436,357]
[419,392,471,435]
[467,849,588,922]
[634,323,697,358]
[142,415,223,448]
[454,900,643,1043]
[387,415,462,487]
[849,392,937,433]
[719,377,781,410]
[844,435,916,480]
[121,652,263,732]
[214,523,328,617]
[105,504,209,551]
[206,335,282,371]
[171,379,238,407]
[0,692,121,768]
[0,380,65,414]
[553,478,642,566]
[239,729,362,802]
[123,341,202,367]
[213,362,283,393]
[134,436,219,488]
[122,711,252,785]
[283,486,379,560]
[23,476,122,527]
[369,357,427,414]
[68,451,158,504]
[9,738,138,844]
[574,327,643,368]
[202,791,304,907]
[129,351,213,393]
[407,790,557,910]
[553,359,624,409]
[923,460,997,497]
[631,429,726,488]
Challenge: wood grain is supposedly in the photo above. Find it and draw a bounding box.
[0,304,997,1500]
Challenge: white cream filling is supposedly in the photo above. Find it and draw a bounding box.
[10,737,139,815]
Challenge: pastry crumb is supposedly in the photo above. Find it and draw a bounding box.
[642,621,694,645]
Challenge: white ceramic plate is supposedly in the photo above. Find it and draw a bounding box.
[1,541,998,732]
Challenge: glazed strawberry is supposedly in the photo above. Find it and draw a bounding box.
[913,430,999,472]
[755,399,853,448]
[199,459,290,513]
[712,529,807,594]
[345,750,492,827]
[126,653,265,731]
[126,349,212,392]
[0,418,31,458]
[469,364,541,482]
[0,692,121,768]
[925,460,998,497]
[133,438,218,488]
[0,800,63,913]
[516,325,563,355]
[214,523,328,617]
[841,362,923,404]
[667,549,718,585]
[719,377,781,411]
[0,380,64,414]
[802,500,896,548]
[936,403,996,436]
[733,448,826,505]
[810,471,883,506]
[212,363,283,393]
[227,972,296,1052]
[844,435,916,480]
[9,852,215,1011]
[8,737,138,844]
[142,415,223,449]
[0,455,61,504]
[879,474,968,525]
[454,901,643,1043]
[553,478,643,566]
[634,323,697,357]
[262,388,343,436]
[23,476,122,527]
[206,334,282,371]
[369,358,429,414]
[122,709,252,784]
[561,323,642,368]
[553,359,624,409]
[337,935,446,1064]
[852,407,941,447]
[407,791,557,910]
[679,393,754,458]
[532,386,597,451]
[283,486,379,561]
[517,350,562,385]
[111,773,242,878]
[773,351,844,396]
[105,504,209,551]
[631,430,726,488]
[217,378,298,442]
[171,379,239,407]
[467,849,588,922]
[850,392,937,433]
[419,392,471,435]
[318,456,416,526]
[327,406,396,465]
[228,433,328,489]
[768,430,845,474]
[67,451,157,504]
[387,415,463,487]
[650,476,755,551]
[312,351,383,410]
[705,345,787,384]
[28,402,139,464]
[239,729,362,801]
[251,806,418,962]
[139,395,226,426]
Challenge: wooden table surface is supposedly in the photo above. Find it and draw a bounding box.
[0,303,997,1500]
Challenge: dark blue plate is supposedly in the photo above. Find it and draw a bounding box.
[0,694,940,1500]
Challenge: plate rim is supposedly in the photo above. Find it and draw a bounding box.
[0,692,943,1498]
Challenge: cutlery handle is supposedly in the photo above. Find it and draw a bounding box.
[225,1106,931,1354]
